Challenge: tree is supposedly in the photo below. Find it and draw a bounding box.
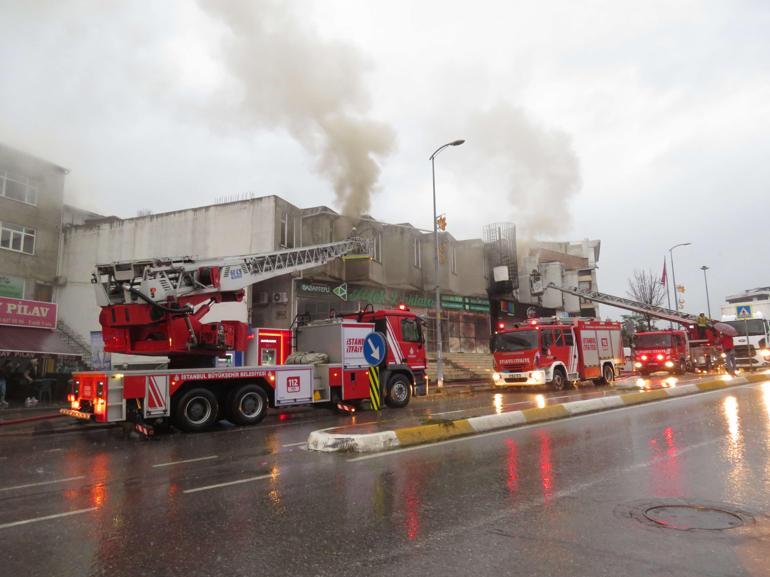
[627,269,666,331]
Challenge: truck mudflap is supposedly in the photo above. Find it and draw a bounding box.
[59,408,93,421]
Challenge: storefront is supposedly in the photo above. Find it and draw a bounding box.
[294,279,491,353]
[0,296,84,402]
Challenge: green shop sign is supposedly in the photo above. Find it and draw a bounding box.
[0,275,24,299]
[296,279,489,313]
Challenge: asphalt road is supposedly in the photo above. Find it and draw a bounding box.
[1,376,768,577]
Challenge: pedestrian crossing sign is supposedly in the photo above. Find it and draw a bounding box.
[737,305,752,319]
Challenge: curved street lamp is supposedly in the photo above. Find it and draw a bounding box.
[668,242,691,312]
[430,139,465,387]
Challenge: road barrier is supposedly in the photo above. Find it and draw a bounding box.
[308,374,769,453]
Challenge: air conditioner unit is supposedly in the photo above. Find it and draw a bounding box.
[255,291,269,305]
[273,291,289,304]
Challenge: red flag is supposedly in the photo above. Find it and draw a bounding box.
[661,259,667,286]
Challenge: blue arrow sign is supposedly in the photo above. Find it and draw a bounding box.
[737,305,752,319]
[363,332,387,367]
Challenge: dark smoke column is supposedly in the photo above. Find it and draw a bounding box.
[430,139,465,387]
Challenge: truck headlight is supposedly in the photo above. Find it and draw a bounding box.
[634,361,642,369]
[664,361,674,368]
[761,350,770,359]
[492,372,501,382]
[530,370,545,382]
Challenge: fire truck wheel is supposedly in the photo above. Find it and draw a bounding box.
[550,368,567,391]
[675,360,687,375]
[385,374,411,408]
[173,388,219,432]
[227,384,268,426]
[599,363,614,385]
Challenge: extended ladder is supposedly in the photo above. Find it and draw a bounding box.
[545,283,699,327]
[94,238,370,305]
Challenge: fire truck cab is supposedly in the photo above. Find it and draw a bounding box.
[491,317,623,390]
[632,329,691,376]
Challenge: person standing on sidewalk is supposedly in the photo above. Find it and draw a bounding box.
[0,365,8,408]
[721,332,737,375]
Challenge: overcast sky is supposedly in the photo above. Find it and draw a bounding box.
[1,0,769,319]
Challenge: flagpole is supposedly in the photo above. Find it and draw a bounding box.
[663,258,673,329]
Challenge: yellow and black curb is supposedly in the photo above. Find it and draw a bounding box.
[307,374,769,453]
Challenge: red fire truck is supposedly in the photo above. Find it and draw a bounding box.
[491,317,623,390]
[60,239,427,433]
[632,329,691,375]
[633,325,722,375]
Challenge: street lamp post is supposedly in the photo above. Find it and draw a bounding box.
[430,139,465,387]
[700,265,712,318]
[668,242,691,312]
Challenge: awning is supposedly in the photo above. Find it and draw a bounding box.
[0,326,84,356]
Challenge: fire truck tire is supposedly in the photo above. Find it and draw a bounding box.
[675,360,687,375]
[172,388,219,432]
[550,368,567,391]
[385,374,411,408]
[598,363,614,386]
[227,384,268,426]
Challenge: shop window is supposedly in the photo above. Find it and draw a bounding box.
[0,221,36,255]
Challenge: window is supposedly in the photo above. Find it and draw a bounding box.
[413,237,422,268]
[451,245,457,274]
[280,212,288,247]
[34,282,53,302]
[0,222,35,254]
[562,330,574,346]
[372,232,382,262]
[0,170,38,205]
[401,318,421,342]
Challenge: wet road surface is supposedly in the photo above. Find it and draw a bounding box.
[2,375,768,577]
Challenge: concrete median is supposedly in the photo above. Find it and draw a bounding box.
[307,373,769,453]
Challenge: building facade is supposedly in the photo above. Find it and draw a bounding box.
[0,144,85,399]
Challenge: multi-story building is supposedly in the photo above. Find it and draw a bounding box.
[0,144,86,399]
[58,195,494,367]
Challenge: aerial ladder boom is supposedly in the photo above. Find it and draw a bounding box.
[93,238,369,307]
[543,283,701,327]
[91,238,370,366]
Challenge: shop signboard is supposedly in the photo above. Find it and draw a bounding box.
[296,279,489,313]
[0,296,57,329]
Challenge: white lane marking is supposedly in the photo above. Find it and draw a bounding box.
[0,476,85,492]
[281,441,307,447]
[152,455,219,468]
[0,507,98,530]
[44,448,63,453]
[183,474,274,494]
[348,382,761,462]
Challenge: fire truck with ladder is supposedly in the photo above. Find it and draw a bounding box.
[60,238,428,433]
[491,280,731,388]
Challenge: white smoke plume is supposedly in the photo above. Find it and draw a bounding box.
[199,0,395,218]
[464,104,581,237]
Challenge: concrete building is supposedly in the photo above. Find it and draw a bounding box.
[0,144,86,398]
[57,197,602,371]
[0,143,68,302]
[58,195,494,367]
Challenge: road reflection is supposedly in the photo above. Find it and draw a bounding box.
[538,431,554,503]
